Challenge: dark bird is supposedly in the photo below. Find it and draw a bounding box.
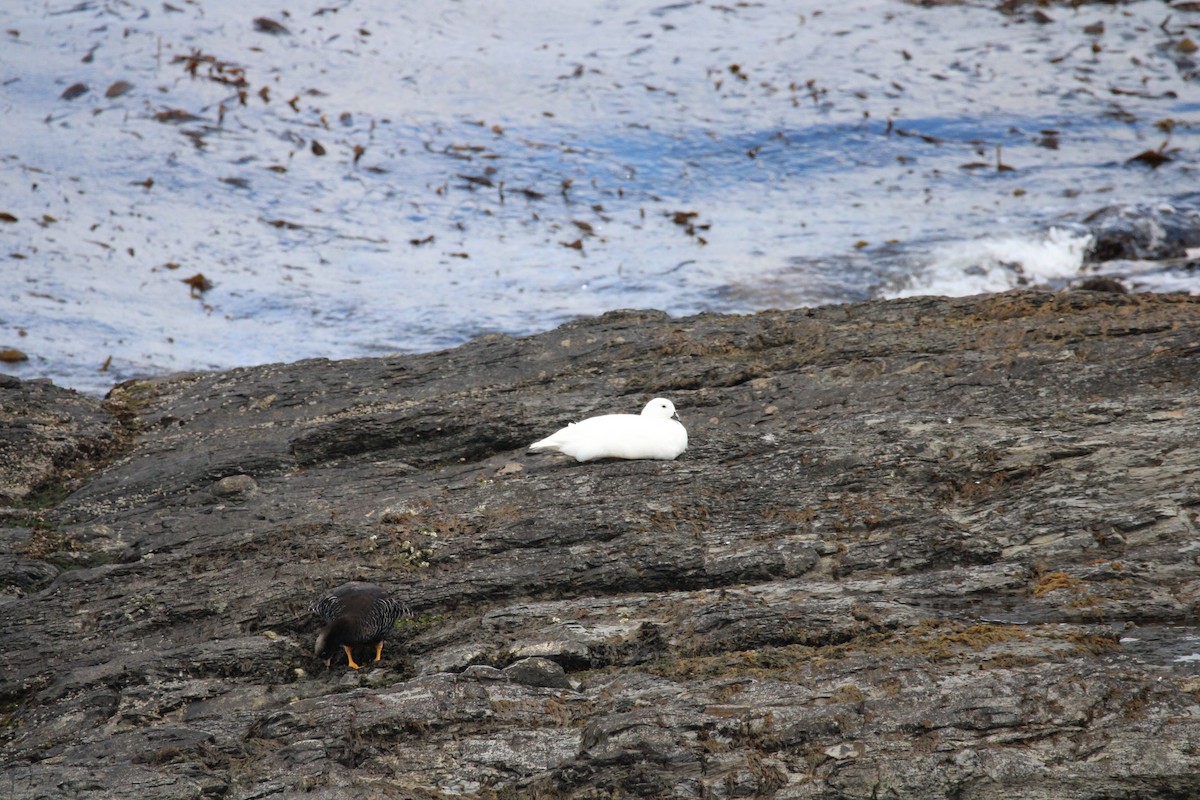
[312,582,408,669]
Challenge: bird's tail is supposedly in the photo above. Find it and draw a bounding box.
[528,435,560,452]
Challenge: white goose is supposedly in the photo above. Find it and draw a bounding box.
[529,398,688,462]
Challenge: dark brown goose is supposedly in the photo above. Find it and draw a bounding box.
[312,581,408,669]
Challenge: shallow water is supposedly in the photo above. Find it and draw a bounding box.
[1,0,1198,394]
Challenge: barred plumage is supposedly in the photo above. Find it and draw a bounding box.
[312,581,409,669]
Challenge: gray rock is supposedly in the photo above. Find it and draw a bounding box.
[2,290,1200,798]
[210,473,258,498]
[461,664,507,681]
[0,376,128,505]
[504,656,572,688]
[0,556,58,593]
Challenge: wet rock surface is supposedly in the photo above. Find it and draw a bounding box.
[2,290,1200,799]
[1083,199,1200,263]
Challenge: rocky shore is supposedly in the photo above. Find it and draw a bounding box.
[2,289,1200,799]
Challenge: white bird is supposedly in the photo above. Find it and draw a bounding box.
[529,397,688,462]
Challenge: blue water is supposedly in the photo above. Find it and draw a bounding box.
[1,0,1197,394]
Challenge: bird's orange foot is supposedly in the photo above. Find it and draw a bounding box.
[373,641,384,662]
[343,644,362,669]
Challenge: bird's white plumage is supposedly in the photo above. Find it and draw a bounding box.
[529,398,688,462]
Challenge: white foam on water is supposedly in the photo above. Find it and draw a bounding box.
[2,0,1197,394]
[890,228,1094,299]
